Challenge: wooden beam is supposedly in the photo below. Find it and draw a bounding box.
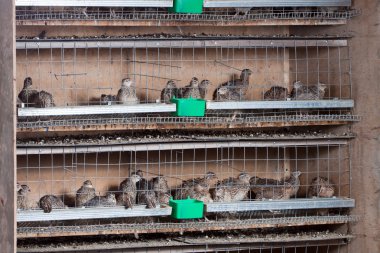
[0,0,16,251]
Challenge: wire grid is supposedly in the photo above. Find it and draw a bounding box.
[208,244,348,253]
[16,111,360,130]
[16,39,352,108]
[16,238,350,252]
[16,144,351,215]
[15,7,360,21]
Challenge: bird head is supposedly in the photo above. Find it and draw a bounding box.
[106,192,116,201]
[130,174,141,183]
[292,171,302,178]
[293,81,303,89]
[321,184,335,197]
[133,170,144,177]
[318,83,327,91]
[190,77,199,87]
[153,175,167,184]
[166,80,177,88]
[23,77,33,88]
[200,80,211,88]
[83,180,93,187]
[204,171,217,181]
[217,87,229,95]
[249,176,259,185]
[240,69,252,78]
[121,78,133,88]
[19,185,31,194]
[238,172,251,183]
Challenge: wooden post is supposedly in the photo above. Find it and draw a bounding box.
[0,0,16,251]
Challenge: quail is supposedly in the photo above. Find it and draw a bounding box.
[17,184,31,210]
[118,174,141,209]
[84,193,117,207]
[251,171,302,200]
[117,78,139,105]
[308,176,335,198]
[161,80,179,103]
[39,195,66,213]
[263,86,289,100]
[212,172,251,202]
[76,180,96,207]
[290,81,327,100]
[175,171,217,203]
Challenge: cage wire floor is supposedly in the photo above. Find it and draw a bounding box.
[17,215,358,238]
[17,113,360,134]
[17,229,353,252]
[15,7,361,25]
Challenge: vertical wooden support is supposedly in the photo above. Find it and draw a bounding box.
[0,0,16,251]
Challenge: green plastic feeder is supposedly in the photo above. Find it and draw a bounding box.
[168,0,204,14]
[170,97,206,117]
[169,197,204,219]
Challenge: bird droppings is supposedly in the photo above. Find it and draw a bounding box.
[16,130,354,146]
[17,229,350,252]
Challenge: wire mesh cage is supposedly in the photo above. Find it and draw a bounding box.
[16,39,352,105]
[15,5,360,22]
[16,143,353,231]
[15,38,356,132]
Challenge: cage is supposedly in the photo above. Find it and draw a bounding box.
[15,37,358,135]
[16,137,355,238]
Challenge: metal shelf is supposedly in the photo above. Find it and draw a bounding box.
[207,100,354,110]
[17,100,353,117]
[17,215,359,238]
[16,0,173,7]
[18,103,176,117]
[17,139,350,155]
[17,205,172,222]
[206,198,355,213]
[17,198,354,223]
[204,0,351,7]
[16,39,348,50]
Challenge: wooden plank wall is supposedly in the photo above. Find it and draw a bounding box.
[0,0,16,251]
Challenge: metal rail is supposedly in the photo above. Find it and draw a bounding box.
[17,100,354,117]
[16,39,348,50]
[17,198,354,222]
[206,198,355,212]
[16,0,173,7]
[16,139,350,155]
[17,205,172,222]
[204,0,351,7]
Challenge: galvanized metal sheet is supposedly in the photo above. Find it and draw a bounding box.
[206,198,355,212]
[204,0,351,7]
[17,205,172,222]
[18,103,176,117]
[16,0,173,7]
[17,100,353,117]
[16,139,349,155]
[207,100,354,110]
